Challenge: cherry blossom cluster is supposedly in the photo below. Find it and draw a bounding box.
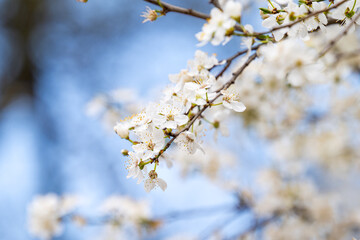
[114,49,247,192]
[193,0,360,48]
[196,0,243,46]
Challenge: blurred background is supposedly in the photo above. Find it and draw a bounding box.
[0,0,262,239]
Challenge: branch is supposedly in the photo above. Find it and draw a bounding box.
[335,49,360,60]
[143,0,247,33]
[199,212,243,240]
[215,53,258,93]
[319,11,360,57]
[215,43,264,78]
[154,204,236,221]
[225,215,278,240]
[209,0,222,10]
[143,0,209,20]
[257,0,349,35]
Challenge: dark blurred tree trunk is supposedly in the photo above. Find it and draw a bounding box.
[0,0,43,110]
[0,0,65,193]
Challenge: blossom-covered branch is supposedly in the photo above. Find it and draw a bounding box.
[258,0,350,35]
[145,52,257,179]
[143,0,209,20]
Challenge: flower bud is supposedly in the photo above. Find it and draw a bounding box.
[114,123,129,139]
[121,149,129,156]
[149,170,158,179]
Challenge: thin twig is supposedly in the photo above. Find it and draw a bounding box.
[336,49,360,60]
[143,0,248,33]
[225,215,278,240]
[215,53,257,93]
[215,44,265,78]
[199,212,244,240]
[319,11,360,57]
[209,0,222,10]
[154,204,236,221]
[144,0,209,20]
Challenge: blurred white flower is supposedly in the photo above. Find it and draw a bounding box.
[132,124,165,159]
[144,170,167,192]
[221,86,246,112]
[27,194,78,240]
[174,131,203,154]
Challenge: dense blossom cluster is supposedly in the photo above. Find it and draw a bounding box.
[27,0,360,239]
[196,1,243,45]
[113,49,247,192]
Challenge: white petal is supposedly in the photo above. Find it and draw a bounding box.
[163,121,177,129]
[132,144,145,153]
[175,114,189,126]
[273,28,287,41]
[231,101,246,112]
[262,17,276,29]
[222,100,233,110]
[157,178,167,191]
[144,179,155,193]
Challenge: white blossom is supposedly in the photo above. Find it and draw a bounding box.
[174,131,203,154]
[261,2,289,41]
[151,100,189,129]
[184,82,215,106]
[223,0,242,20]
[331,0,360,32]
[144,170,167,192]
[258,39,326,87]
[196,1,242,46]
[126,152,146,183]
[169,69,193,92]
[284,2,309,40]
[221,87,246,112]
[304,2,328,31]
[188,50,218,75]
[132,124,165,159]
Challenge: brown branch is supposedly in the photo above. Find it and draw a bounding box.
[257,0,349,35]
[209,0,222,10]
[215,53,257,93]
[336,49,360,60]
[154,203,236,221]
[199,213,243,239]
[225,215,278,240]
[143,0,209,20]
[215,43,264,78]
[143,0,247,33]
[319,11,360,57]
